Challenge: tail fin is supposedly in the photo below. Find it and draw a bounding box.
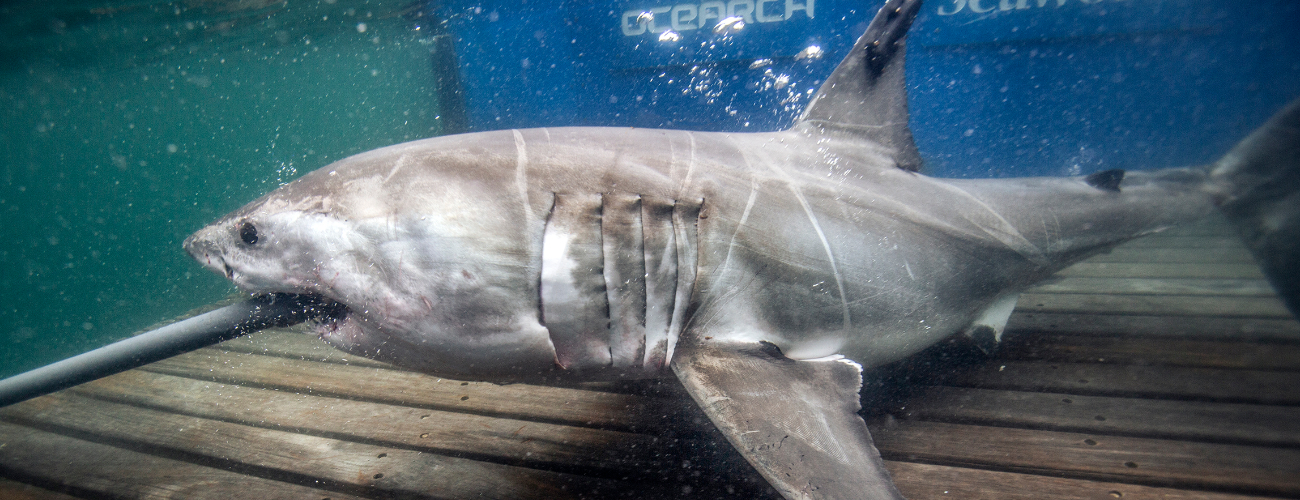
[1211,98,1300,316]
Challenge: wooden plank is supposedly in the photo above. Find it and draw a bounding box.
[70,369,682,475]
[869,420,1300,496]
[1143,219,1234,237]
[998,333,1300,370]
[1053,263,1264,279]
[1016,293,1292,318]
[0,421,369,500]
[885,461,1282,500]
[0,478,81,500]
[1025,277,1276,297]
[1006,312,1300,338]
[141,347,688,433]
[1119,236,1244,249]
[948,361,1300,404]
[1083,247,1255,264]
[1,391,621,500]
[218,327,395,369]
[895,386,1300,447]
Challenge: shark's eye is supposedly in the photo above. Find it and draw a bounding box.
[239,222,259,245]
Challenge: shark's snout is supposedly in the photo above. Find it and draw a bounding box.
[183,230,232,278]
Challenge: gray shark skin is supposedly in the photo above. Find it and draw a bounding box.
[184,124,1223,375]
[180,0,1300,498]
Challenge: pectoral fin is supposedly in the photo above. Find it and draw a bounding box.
[671,341,904,500]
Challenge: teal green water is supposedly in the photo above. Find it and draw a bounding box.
[0,1,442,378]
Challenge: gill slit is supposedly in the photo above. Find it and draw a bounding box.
[537,193,558,358]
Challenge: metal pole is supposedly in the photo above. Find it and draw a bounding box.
[0,293,338,407]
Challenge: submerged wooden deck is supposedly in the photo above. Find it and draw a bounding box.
[2,217,1299,499]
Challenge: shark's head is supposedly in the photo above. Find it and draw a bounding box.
[183,142,557,379]
[183,203,334,295]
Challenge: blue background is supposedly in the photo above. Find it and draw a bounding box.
[435,0,1300,177]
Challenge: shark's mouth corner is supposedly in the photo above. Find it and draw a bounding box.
[289,294,367,345]
[313,302,351,333]
[248,292,350,333]
[312,297,350,324]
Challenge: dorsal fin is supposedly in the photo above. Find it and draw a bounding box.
[795,0,923,171]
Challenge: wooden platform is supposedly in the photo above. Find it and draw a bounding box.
[3,217,1299,499]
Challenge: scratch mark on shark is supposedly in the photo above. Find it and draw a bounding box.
[931,181,1048,265]
[512,130,531,218]
[1050,213,1063,253]
[719,177,761,282]
[789,181,851,332]
[383,154,410,184]
[680,131,699,197]
[1039,211,1064,254]
[733,137,852,332]
[721,135,852,332]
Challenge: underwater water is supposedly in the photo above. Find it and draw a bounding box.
[429,0,1300,178]
[0,0,441,378]
[0,1,1298,498]
[1,0,1297,380]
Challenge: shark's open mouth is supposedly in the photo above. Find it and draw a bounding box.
[314,301,350,332]
[313,298,349,323]
[294,294,365,345]
[246,292,349,331]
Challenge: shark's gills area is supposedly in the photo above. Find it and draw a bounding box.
[540,193,701,371]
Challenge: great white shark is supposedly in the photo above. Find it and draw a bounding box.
[2,0,1297,498]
